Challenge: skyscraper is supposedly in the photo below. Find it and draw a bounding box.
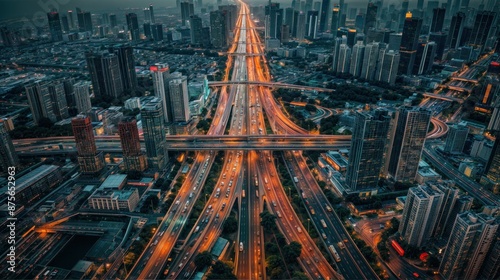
[126,13,140,41]
[190,15,203,45]
[266,3,283,39]
[73,81,92,114]
[210,10,227,48]
[296,11,306,40]
[444,124,469,153]
[67,10,75,29]
[0,120,19,174]
[60,15,69,32]
[439,212,498,280]
[149,4,155,23]
[141,98,167,170]
[413,41,437,75]
[330,6,339,33]
[47,81,69,121]
[306,10,319,39]
[336,43,351,73]
[345,110,390,190]
[399,0,409,31]
[398,12,422,75]
[72,114,104,175]
[428,181,459,237]
[143,22,151,39]
[86,51,123,98]
[169,76,190,123]
[386,106,431,182]
[47,11,63,41]
[332,36,346,72]
[181,1,195,26]
[77,9,93,33]
[430,8,446,33]
[360,42,381,81]
[398,184,444,247]
[375,49,400,85]
[364,2,377,36]
[284,7,295,34]
[109,14,117,28]
[442,195,474,237]
[349,41,365,77]
[150,63,172,123]
[447,12,465,49]
[26,81,57,125]
[319,0,330,33]
[152,23,163,41]
[219,5,237,36]
[484,133,500,190]
[109,45,137,92]
[469,11,496,51]
[118,118,147,172]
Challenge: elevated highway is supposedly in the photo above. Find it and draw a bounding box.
[208,81,334,92]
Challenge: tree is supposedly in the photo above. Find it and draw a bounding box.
[265,242,279,255]
[207,261,237,280]
[260,211,277,232]
[305,104,317,112]
[222,216,238,234]
[266,255,283,270]
[38,117,53,128]
[291,271,309,280]
[282,241,302,263]
[194,251,213,269]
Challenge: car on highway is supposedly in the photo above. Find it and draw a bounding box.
[240,242,244,251]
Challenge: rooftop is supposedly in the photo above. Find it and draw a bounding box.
[16,165,60,193]
[100,174,127,189]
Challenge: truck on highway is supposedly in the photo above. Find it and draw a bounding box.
[326,205,333,212]
[329,245,341,262]
[320,219,327,228]
[216,188,220,197]
[338,242,345,249]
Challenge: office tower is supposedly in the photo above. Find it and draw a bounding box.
[469,11,496,51]
[60,15,69,33]
[332,36,345,72]
[219,5,237,34]
[430,8,446,33]
[398,185,444,247]
[399,12,422,75]
[210,11,227,48]
[101,13,109,25]
[284,7,294,37]
[446,12,465,49]
[306,10,319,39]
[281,24,290,42]
[355,14,365,30]
[0,120,19,174]
[399,0,409,31]
[305,0,313,12]
[331,5,339,33]
[336,43,351,73]
[86,51,123,98]
[364,3,378,36]
[296,11,306,40]
[72,115,104,175]
[488,107,500,131]
[339,0,345,16]
[152,23,163,41]
[150,63,172,123]
[67,10,75,29]
[429,32,447,60]
[442,195,474,237]
[144,8,151,23]
[169,76,190,123]
[118,118,147,172]
[386,106,431,182]
[428,181,460,237]
[126,13,140,41]
[349,41,365,77]
[190,15,203,45]
[425,1,440,24]
[319,0,330,33]
[375,49,400,85]
[314,1,321,12]
[291,10,299,37]
[143,22,151,39]
[484,134,500,187]
[266,3,283,39]
[73,81,92,114]
[439,212,498,280]
[346,110,390,190]
[417,0,424,10]
[388,33,402,51]
[141,98,167,170]
[77,9,93,33]
[181,1,194,26]
[47,81,69,121]
[413,41,436,75]
[444,124,469,153]
[149,4,155,23]
[109,14,117,28]
[108,45,137,92]
[26,81,57,124]
[479,236,500,279]
[47,11,63,41]
[360,42,381,81]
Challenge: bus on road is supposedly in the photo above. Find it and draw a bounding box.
[329,245,341,262]
[320,219,327,228]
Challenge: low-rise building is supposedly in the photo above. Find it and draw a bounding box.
[88,188,139,211]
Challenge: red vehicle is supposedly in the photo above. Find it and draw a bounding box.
[391,240,405,257]
[412,272,420,278]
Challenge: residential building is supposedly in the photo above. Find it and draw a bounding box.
[71,114,105,175]
[118,118,147,172]
[141,98,167,170]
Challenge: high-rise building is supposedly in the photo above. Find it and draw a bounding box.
[284,7,295,35]
[296,11,306,40]
[73,81,92,114]
[26,81,57,125]
[60,15,69,32]
[266,3,283,39]
[152,23,163,41]
[429,32,447,60]
[47,81,69,121]
[190,15,203,45]
[77,9,93,33]
[479,235,500,279]
[149,4,155,23]
[349,41,365,77]
[291,10,299,37]
[360,42,381,81]
[305,0,313,12]
[67,10,75,29]
[398,184,444,247]
[444,124,469,153]
[72,114,104,175]
[210,10,227,48]
[345,110,390,190]
[388,33,402,51]
[399,0,409,31]
[428,181,459,237]
[426,1,440,24]
[386,106,431,182]
[446,12,465,49]
[375,49,400,85]
[219,5,237,36]
[126,13,140,41]
[109,14,117,28]
[319,0,330,33]
[306,10,319,39]
[144,8,151,23]
[181,1,195,26]
[442,195,474,237]
[86,51,123,99]
[439,212,498,280]
[107,45,137,92]
[399,12,422,75]
[484,134,500,189]
[336,43,351,73]
[0,119,19,174]
[141,98,167,170]
[413,41,436,75]
[469,11,496,51]
[169,76,190,123]
[330,6,339,33]
[143,22,151,39]
[430,8,446,33]
[332,36,346,72]
[118,118,147,172]
[417,0,424,10]
[150,63,172,123]
[364,2,378,36]
[47,11,63,41]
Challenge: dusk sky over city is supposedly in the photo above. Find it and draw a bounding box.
[0,0,499,279]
